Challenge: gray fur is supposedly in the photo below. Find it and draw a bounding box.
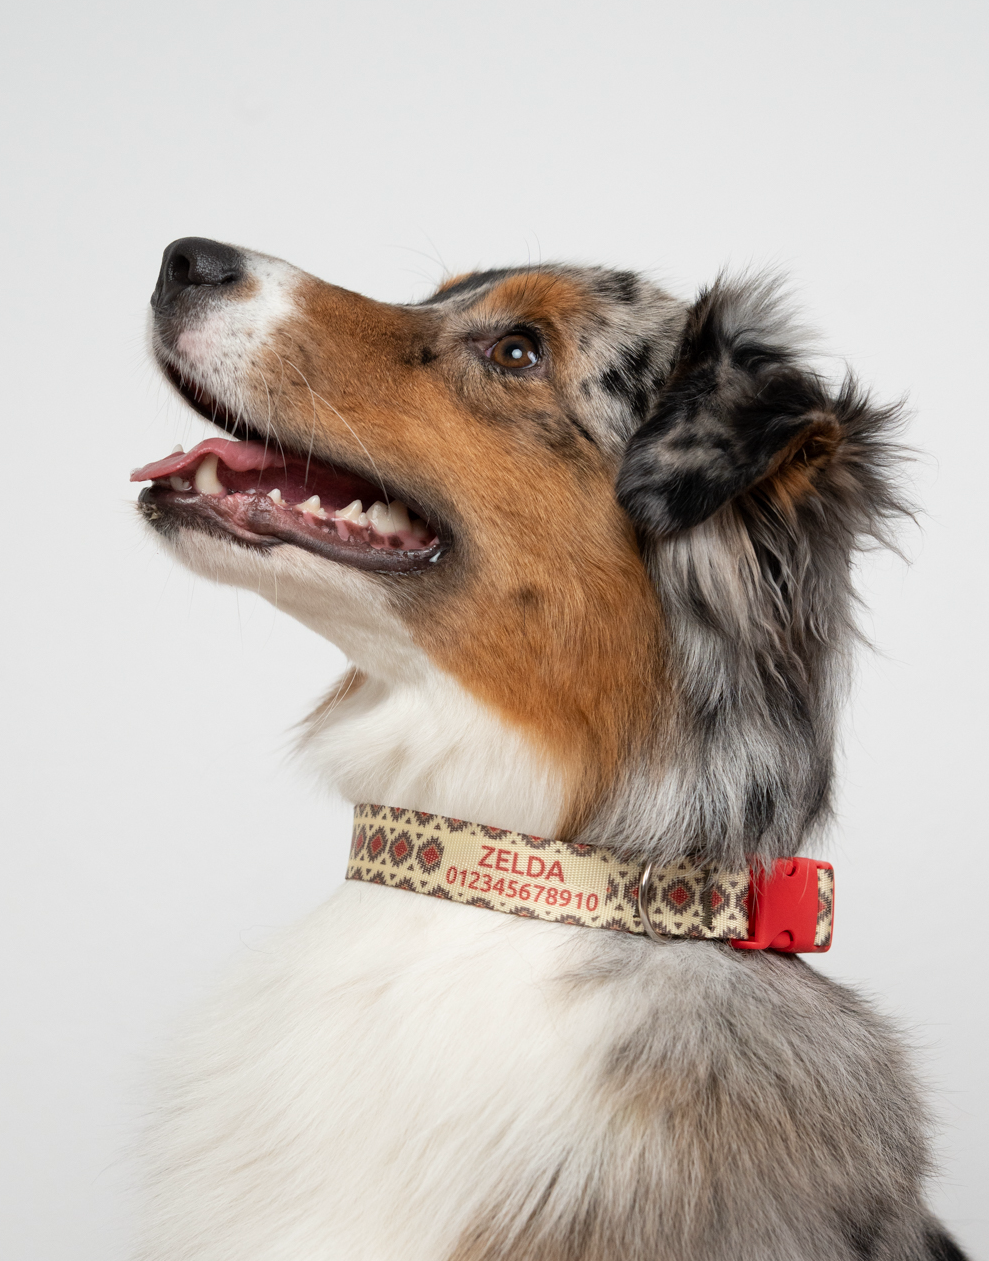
[452,941,950,1261]
[588,276,912,868]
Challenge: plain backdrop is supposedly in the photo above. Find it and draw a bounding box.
[2,1,986,1257]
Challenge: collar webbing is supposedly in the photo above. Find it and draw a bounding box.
[346,804,834,952]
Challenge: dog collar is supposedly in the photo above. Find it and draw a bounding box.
[346,805,834,953]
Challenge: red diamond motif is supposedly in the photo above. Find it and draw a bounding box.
[370,833,385,857]
[422,844,440,866]
[394,839,410,861]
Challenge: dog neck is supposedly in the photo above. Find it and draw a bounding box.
[302,658,567,839]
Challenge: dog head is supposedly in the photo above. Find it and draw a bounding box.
[137,238,906,863]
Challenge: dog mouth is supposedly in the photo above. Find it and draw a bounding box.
[133,374,444,573]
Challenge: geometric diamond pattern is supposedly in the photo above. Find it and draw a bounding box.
[344,805,834,953]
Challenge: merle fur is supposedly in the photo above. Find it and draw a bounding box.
[925,1230,968,1261]
[589,277,912,869]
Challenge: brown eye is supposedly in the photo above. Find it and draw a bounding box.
[488,333,540,370]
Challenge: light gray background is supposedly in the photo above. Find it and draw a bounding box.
[2,1,986,1257]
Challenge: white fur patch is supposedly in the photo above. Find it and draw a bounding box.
[304,666,565,838]
[136,882,634,1261]
[150,250,302,430]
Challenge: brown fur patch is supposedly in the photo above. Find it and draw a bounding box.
[761,417,843,514]
[468,272,595,330]
[435,272,475,293]
[258,273,668,837]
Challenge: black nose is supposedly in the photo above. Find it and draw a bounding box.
[151,237,245,311]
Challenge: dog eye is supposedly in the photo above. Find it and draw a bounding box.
[488,333,540,370]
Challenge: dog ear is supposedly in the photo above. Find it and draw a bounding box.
[603,276,910,866]
[617,277,841,535]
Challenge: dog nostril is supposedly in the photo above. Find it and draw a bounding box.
[151,236,245,311]
[167,251,192,287]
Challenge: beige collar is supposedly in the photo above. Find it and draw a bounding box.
[347,804,834,953]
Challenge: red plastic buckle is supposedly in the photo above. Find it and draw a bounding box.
[730,857,833,954]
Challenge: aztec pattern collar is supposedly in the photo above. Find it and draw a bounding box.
[346,804,834,954]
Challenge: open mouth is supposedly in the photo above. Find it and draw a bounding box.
[132,435,444,573]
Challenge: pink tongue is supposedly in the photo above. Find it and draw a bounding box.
[130,439,284,483]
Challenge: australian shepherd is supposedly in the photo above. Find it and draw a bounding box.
[130,237,964,1261]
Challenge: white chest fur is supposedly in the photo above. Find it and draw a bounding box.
[136,881,634,1261]
[136,847,926,1261]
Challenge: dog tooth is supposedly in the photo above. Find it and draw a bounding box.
[193,453,224,495]
[409,518,430,542]
[388,500,412,533]
[169,475,192,491]
[268,488,283,503]
[171,444,184,454]
[367,501,393,533]
[295,495,327,519]
[334,499,365,523]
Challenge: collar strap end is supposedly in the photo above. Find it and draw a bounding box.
[730,858,834,953]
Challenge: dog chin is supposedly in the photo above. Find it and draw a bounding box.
[155,522,407,669]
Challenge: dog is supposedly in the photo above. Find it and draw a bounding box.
[131,237,965,1261]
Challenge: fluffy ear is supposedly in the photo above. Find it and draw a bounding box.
[617,277,839,534]
[603,276,910,867]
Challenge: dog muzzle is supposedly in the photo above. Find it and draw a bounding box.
[346,805,834,953]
